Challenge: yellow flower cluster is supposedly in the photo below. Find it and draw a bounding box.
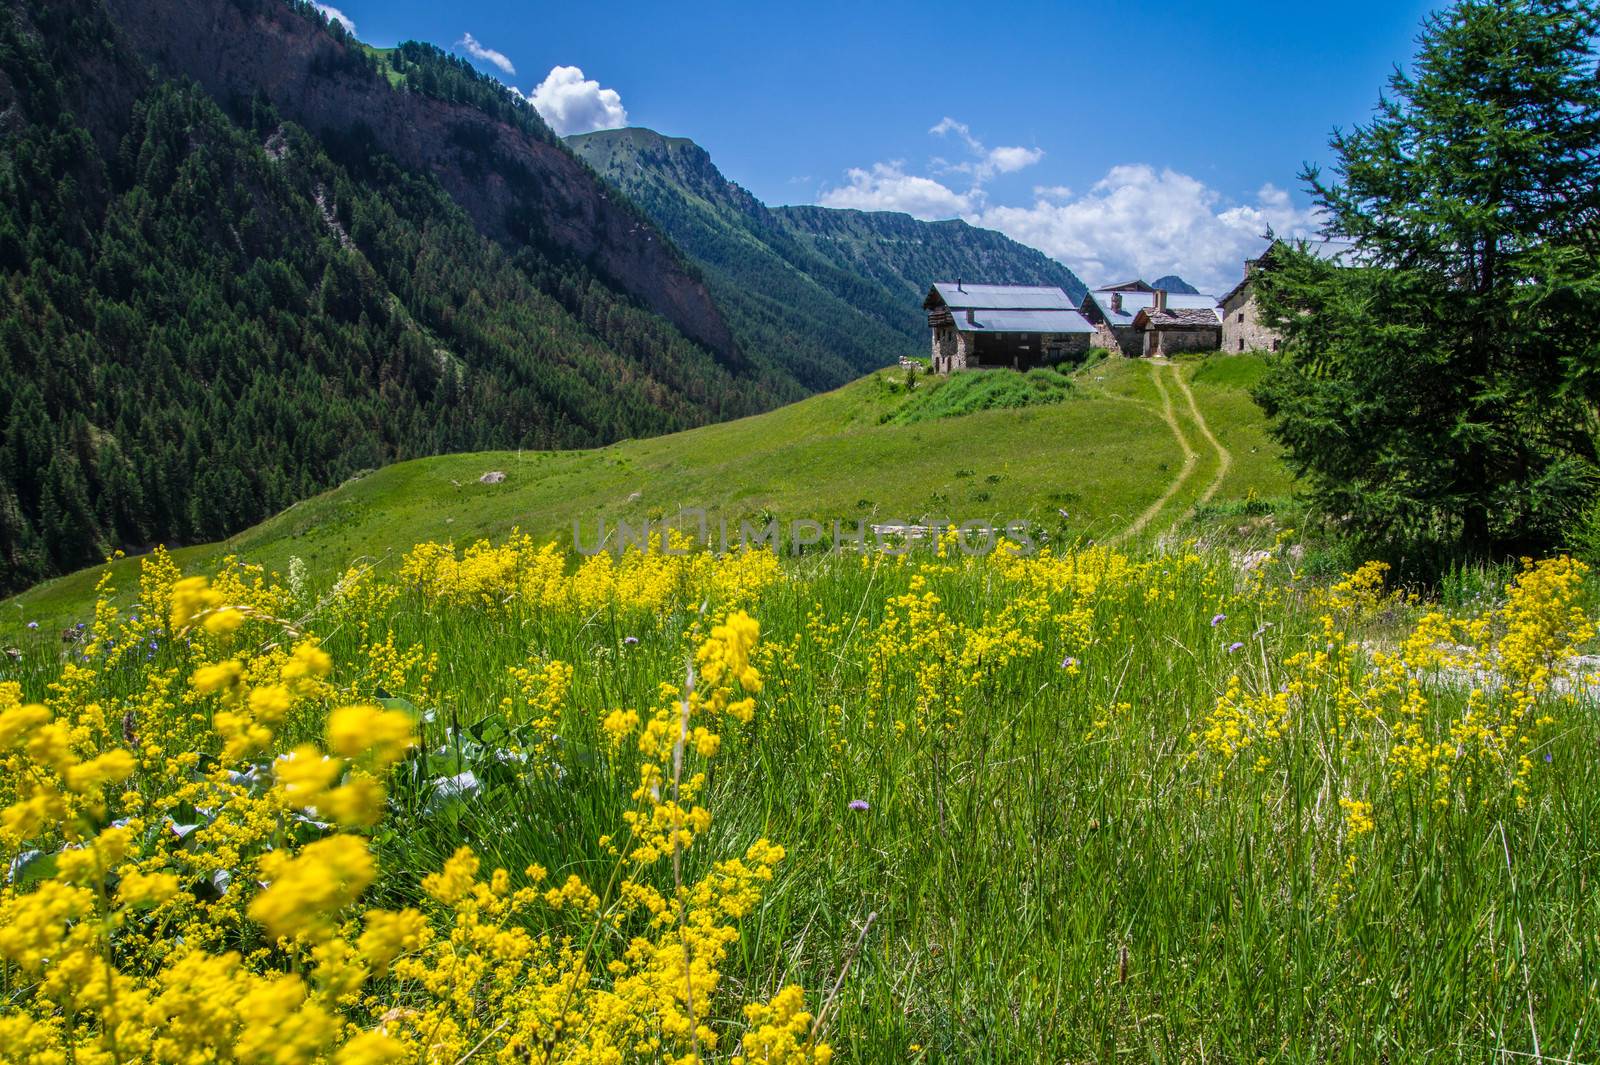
[1183,557,1594,910]
[398,532,782,614]
[0,558,827,1065]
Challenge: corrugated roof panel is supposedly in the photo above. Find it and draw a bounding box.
[1085,290,1139,325]
[953,309,1095,334]
[931,282,1076,311]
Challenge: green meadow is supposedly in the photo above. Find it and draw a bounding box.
[1,354,1292,632]
[3,520,1594,1061]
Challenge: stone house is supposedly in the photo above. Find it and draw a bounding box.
[1132,291,1223,356]
[1079,280,1154,354]
[1218,240,1357,353]
[1079,281,1222,357]
[924,281,1094,373]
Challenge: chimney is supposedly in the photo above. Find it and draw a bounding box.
[1110,292,1122,313]
[1153,289,1168,312]
[965,308,975,324]
[957,278,964,292]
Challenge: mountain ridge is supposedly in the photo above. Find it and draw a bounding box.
[1152,274,1201,294]
[102,0,740,361]
[567,126,1089,377]
[0,1,1101,596]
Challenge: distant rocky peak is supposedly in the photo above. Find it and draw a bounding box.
[1152,275,1200,294]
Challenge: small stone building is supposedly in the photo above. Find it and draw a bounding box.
[1132,290,1223,356]
[1079,280,1154,355]
[1080,282,1222,357]
[925,281,1094,373]
[1218,240,1358,353]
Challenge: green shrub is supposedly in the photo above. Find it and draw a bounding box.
[1562,494,1600,567]
[888,367,1075,425]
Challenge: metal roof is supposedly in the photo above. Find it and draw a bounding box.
[1085,288,1219,326]
[952,308,1094,334]
[929,282,1077,311]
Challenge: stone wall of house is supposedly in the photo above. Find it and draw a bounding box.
[1089,322,1121,354]
[932,330,1089,373]
[1042,333,1093,364]
[1086,322,1142,356]
[930,325,960,372]
[1145,327,1222,357]
[1219,287,1283,353]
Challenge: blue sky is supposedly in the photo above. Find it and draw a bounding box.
[312,0,1438,291]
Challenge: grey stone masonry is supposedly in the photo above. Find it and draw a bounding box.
[1219,285,1283,353]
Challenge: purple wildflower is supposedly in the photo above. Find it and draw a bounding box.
[1211,613,1226,627]
[848,799,870,812]
[1061,656,1079,669]
[623,635,639,646]
[1227,642,1245,653]
[1544,753,1553,763]
[26,621,38,630]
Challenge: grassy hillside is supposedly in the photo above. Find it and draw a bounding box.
[2,355,1294,630]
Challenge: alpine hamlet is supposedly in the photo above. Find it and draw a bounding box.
[924,243,1348,372]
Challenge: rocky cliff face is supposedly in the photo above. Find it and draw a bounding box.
[100,0,738,361]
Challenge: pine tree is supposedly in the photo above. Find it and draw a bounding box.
[1256,0,1600,569]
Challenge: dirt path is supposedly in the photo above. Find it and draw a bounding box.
[1170,368,1232,510]
[1114,362,1198,544]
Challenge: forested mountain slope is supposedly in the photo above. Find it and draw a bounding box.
[568,128,1089,381]
[0,0,787,593]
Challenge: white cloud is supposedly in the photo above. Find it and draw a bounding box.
[456,32,516,76]
[524,66,628,135]
[929,117,984,153]
[311,2,355,35]
[817,118,1044,219]
[987,145,1045,174]
[929,116,1043,184]
[819,121,1318,290]
[973,167,1319,292]
[817,162,976,218]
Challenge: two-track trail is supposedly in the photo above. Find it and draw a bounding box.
[1111,360,1234,544]
[1171,366,1231,511]
[1113,361,1197,544]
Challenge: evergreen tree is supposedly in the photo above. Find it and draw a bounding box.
[1255,0,1600,569]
